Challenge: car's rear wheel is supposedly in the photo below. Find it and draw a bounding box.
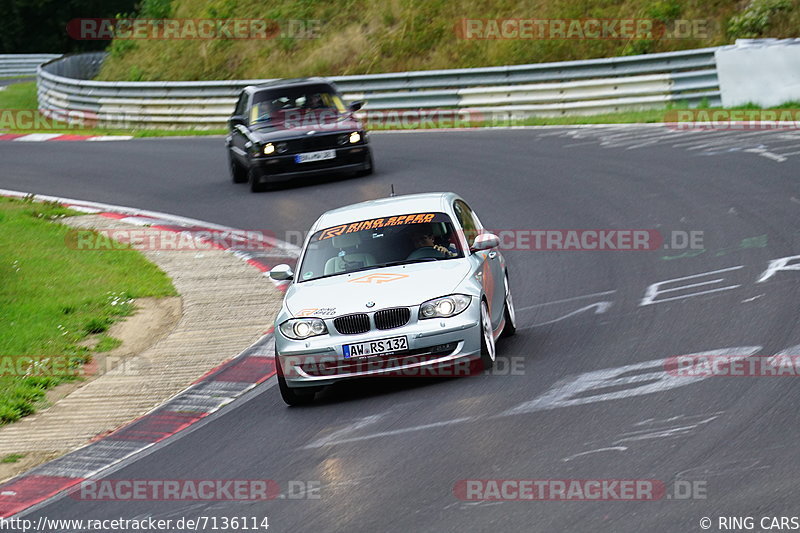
[229,154,247,183]
[501,272,516,337]
[276,351,317,406]
[356,153,374,177]
[479,299,496,370]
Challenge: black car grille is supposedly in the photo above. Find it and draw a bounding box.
[374,308,411,330]
[290,134,342,152]
[334,313,370,335]
[333,307,411,334]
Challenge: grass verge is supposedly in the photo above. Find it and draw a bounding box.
[0,196,176,424]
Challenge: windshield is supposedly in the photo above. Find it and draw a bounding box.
[298,212,464,282]
[250,84,346,125]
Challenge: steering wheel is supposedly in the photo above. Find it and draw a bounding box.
[406,246,445,260]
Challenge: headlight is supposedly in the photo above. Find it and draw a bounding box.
[418,294,471,319]
[349,131,361,143]
[263,143,275,155]
[280,318,328,340]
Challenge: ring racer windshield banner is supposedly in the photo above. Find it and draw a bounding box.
[315,212,448,241]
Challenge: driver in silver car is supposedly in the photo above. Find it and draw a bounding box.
[409,228,458,259]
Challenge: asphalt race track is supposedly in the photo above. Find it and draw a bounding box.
[0,77,32,88]
[2,126,800,532]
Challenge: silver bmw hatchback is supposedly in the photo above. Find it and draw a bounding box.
[269,192,516,405]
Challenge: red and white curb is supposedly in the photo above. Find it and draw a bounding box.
[0,133,133,142]
[0,190,298,517]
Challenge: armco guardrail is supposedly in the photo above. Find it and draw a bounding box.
[0,54,62,78]
[37,48,721,128]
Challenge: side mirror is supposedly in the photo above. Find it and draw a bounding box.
[348,100,364,112]
[228,115,245,129]
[471,233,500,252]
[269,263,294,281]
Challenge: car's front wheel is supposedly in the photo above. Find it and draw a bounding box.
[278,375,317,406]
[276,351,317,406]
[249,166,267,193]
[229,154,247,183]
[479,299,496,370]
[356,152,374,177]
[501,273,516,337]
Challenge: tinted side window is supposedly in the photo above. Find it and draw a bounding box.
[233,92,247,116]
[453,200,480,247]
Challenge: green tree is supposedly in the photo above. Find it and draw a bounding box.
[0,0,138,53]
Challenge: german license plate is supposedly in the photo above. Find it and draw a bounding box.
[343,336,408,358]
[295,149,336,163]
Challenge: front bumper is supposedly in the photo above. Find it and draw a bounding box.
[250,145,371,184]
[275,306,482,388]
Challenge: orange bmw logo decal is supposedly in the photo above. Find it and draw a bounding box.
[348,273,409,284]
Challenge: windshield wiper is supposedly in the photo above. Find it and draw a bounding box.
[369,258,441,268]
[336,258,438,275]
[298,258,441,283]
[301,263,386,282]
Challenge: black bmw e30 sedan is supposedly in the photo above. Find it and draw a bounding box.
[226,78,374,192]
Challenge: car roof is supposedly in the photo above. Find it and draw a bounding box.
[313,192,462,230]
[246,77,333,93]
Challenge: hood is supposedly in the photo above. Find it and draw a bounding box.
[284,260,474,317]
[250,111,361,142]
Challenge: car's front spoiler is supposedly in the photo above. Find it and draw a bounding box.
[255,162,369,183]
[277,322,482,388]
[251,146,371,183]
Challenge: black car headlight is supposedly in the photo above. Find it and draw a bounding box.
[263,143,275,155]
[338,131,362,145]
[418,294,471,319]
[280,318,328,340]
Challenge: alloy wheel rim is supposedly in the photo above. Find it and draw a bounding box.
[505,276,516,328]
[482,302,495,361]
